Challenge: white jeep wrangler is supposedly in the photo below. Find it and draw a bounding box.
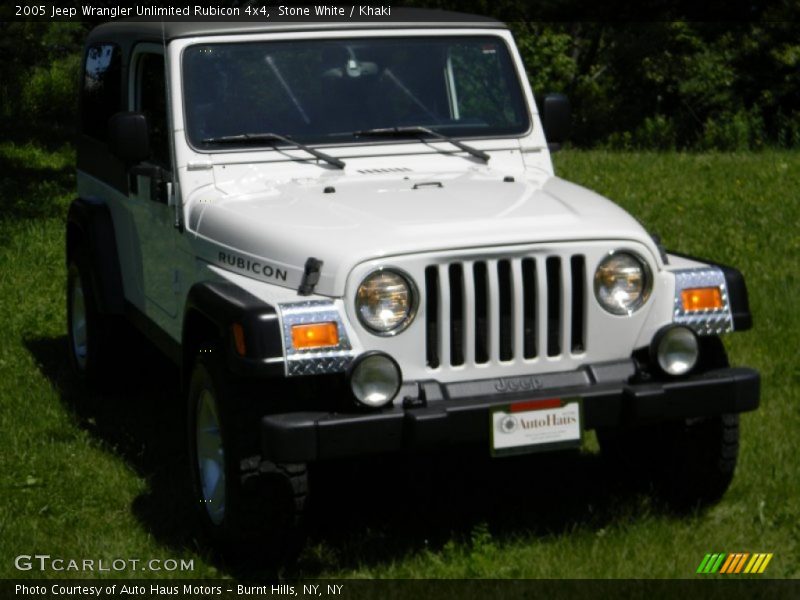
[68,12,759,553]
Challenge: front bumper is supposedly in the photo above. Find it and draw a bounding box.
[261,362,760,463]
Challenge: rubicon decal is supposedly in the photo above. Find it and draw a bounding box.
[217,251,288,282]
[696,552,773,574]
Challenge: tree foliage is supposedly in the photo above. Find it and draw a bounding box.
[504,18,800,149]
[0,22,89,143]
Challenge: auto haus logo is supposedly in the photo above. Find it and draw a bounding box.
[696,552,774,574]
[498,414,518,434]
[496,411,576,434]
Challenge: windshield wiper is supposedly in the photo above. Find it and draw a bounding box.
[201,133,345,169]
[353,126,490,162]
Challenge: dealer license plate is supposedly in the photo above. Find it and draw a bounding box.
[490,397,582,456]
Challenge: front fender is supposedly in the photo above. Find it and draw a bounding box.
[183,281,285,379]
[66,197,125,315]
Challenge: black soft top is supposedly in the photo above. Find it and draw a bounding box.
[86,9,506,46]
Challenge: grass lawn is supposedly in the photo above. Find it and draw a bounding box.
[0,146,797,580]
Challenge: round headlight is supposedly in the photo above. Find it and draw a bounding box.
[594,251,651,315]
[356,269,416,334]
[653,326,699,376]
[349,353,401,408]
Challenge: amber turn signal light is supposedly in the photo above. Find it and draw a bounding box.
[232,322,247,356]
[291,322,339,349]
[681,287,723,311]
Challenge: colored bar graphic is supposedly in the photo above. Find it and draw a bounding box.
[730,553,745,573]
[751,554,766,573]
[700,552,774,575]
[719,554,736,574]
[735,553,750,573]
[701,554,719,573]
[701,554,721,573]
[696,554,712,574]
[710,553,726,573]
[744,554,760,574]
[720,553,738,573]
[758,554,773,574]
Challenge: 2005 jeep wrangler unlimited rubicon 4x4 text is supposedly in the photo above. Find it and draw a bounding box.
[67,13,759,553]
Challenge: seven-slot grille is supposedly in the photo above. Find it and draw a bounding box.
[424,254,587,368]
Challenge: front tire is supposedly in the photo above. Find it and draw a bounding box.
[598,414,740,510]
[186,348,307,559]
[66,251,116,384]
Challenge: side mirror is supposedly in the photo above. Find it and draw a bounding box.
[108,112,150,164]
[541,93,570,151]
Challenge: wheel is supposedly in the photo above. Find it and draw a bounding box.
[186,347,307,559]
[67,251,116,383]
[598,414,740,510]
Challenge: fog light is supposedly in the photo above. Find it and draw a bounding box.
[653,326,699,376]
[348,352,401,408]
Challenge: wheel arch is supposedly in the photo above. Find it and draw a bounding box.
[182,307,224,390]
[66,197,125,315]
[182,281,285,390]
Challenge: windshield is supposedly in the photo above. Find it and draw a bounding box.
[182,36,529,149]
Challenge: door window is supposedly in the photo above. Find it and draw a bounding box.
[136,53,170,169]
[81,43,121,141]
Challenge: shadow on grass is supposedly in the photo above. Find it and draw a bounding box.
[26,335,661,579]
[0,150,75,221]
[0,118,75,151]
[0,126,76,220]
[24,336,205,558]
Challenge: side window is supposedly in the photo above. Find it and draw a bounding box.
[81,43,122,141]
[136,53,170,169]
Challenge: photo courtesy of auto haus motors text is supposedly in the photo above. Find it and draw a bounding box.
[14,583,344,597]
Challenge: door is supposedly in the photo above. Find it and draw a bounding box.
[128,47,179,320]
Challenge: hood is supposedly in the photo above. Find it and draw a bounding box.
[189,169,656,296]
